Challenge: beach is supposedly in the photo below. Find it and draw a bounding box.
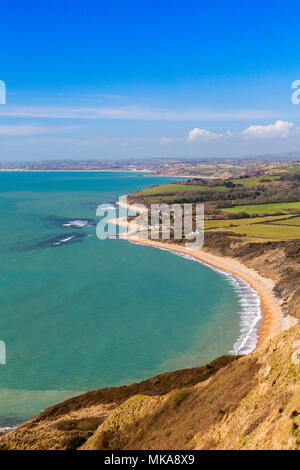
[113,199,291,348]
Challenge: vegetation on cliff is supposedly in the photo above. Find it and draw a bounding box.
[0,325,299,450]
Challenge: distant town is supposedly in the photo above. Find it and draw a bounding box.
[1,154,300,179]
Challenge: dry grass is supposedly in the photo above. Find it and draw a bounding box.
[82,325,300,450]
[2,323,300,450]
[0,356,238,450]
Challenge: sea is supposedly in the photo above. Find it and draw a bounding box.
[0,171,261,429]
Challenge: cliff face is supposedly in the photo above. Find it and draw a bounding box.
[202,234,300,322]
[1,324,299,450]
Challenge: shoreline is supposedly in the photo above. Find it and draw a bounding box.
[0,169,213,178]
[0,169,148,173]
[113,199,286,349]
[126,237,281,346]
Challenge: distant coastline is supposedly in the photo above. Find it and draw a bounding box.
[0,169,208,178]
[0,168,147,173]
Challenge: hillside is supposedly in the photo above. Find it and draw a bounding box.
[82,324,300,450]
[0,325,299,450]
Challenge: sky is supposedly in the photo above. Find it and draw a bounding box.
[0,0,300,161]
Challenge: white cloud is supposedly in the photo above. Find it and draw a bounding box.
[79,137,120,146]
[0,125,51,136]
[0,124,83,137]
[161,121,300,145]
[161,127,228,144]
[224,130,234,137]
[187,127,220,141]
[160,136,185,144]
[78,137,145,147]
[242,120,294,139]
[0,106,279,121]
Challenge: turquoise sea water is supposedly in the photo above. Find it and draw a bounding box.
[0,172,258,427]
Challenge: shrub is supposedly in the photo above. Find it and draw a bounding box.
[65,435,87,450]
[169,389,189,410]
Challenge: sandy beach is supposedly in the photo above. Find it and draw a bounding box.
[112,199,290,349]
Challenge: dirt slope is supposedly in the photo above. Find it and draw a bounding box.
[0,356,238,450]
[0,324,299,450]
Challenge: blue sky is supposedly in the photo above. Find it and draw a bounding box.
[0,0,300,161]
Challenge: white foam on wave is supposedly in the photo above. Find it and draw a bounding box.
[175,252,262,355]
[53,236,75,246]
[60,236,74,243]
[129,241,262,355]
[62,219,90,228]
[0,426,15,434]
[173,252,262,355]
[227,277,261,355]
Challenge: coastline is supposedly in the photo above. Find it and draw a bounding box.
[126,238,281,346]
[113,199,285,349]
[0,169,214,178]
[0,169,148,173]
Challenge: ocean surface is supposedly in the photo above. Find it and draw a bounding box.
[0,171,260,429]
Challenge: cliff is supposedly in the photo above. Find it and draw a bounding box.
[0,323,299,450]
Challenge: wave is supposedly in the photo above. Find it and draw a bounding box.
[53,235,75,245]
[0,426,16,434]
[129,241,262,355]
[9,232,87,252]
[62,219,94,228]
[227,278,261,355]
[46,215,95,228]
[49,233,89,247]
[171,252,262,355]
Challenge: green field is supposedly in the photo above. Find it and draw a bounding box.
[221,202,300,215]
[262,162,300,175]
[230,175,280,187]
[144,195,179,203]
[287,165,300,173]
[270,216,300,226]
[204,215,292,229]
[211,223,300,240]
[137,183,224,196]
[137,176,281,196]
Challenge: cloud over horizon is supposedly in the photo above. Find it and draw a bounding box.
[187,128,220,141]
[161,121,298,144]
[0,124,83,137]
[242,120,295,139]
[0,105,281,122]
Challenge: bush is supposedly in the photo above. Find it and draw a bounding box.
[169,389,189,410]
[65,435,87,450]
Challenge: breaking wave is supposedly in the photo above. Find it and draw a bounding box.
[129,241,262,355]
[62,219,94,228]
[172,252,262,355]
